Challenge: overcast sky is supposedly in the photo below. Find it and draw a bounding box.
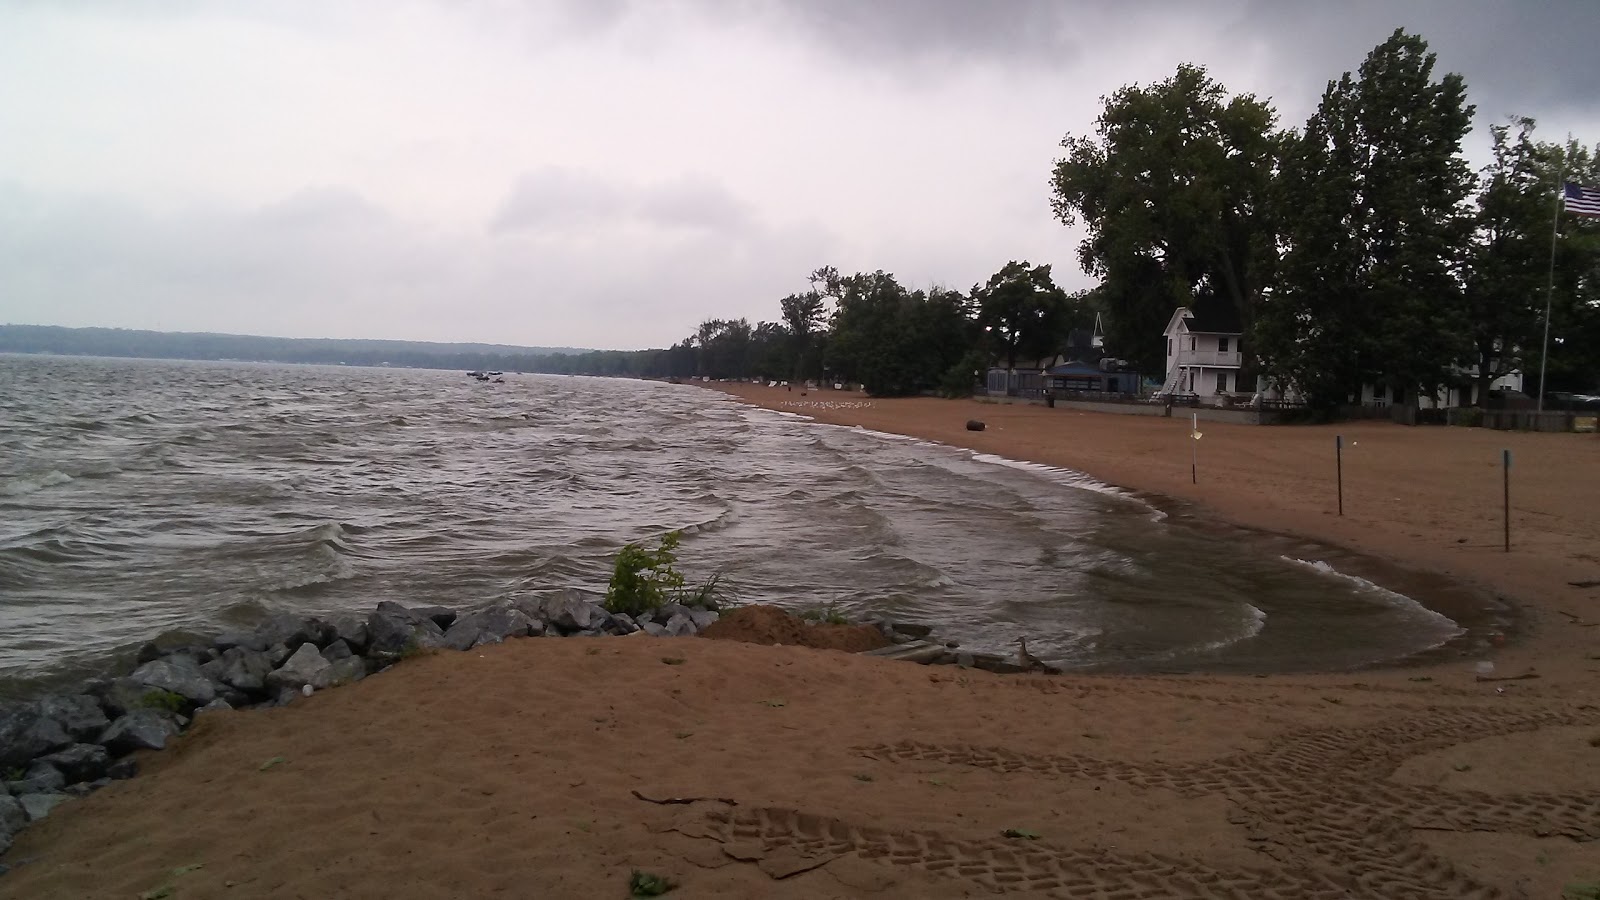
[2,1,1597,350]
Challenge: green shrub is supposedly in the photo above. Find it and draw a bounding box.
[138,689,186,713]
[799,600,849,625]
[604,532,687,617]
[604,532,732,617]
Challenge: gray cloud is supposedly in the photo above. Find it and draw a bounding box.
[492,169,754,234]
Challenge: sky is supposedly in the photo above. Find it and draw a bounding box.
[2,1,1598,350]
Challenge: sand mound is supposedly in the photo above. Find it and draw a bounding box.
[699,604,890,653]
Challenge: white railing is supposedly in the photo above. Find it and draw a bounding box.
[1174,349,1242,368]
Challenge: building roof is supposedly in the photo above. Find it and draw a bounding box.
[1185,296,1243,335]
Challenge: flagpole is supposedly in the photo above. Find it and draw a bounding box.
[1537,141,1567,415]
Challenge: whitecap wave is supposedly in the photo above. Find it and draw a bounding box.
[1281,556,1465,645]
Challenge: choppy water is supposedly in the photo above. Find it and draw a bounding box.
[0,354,1466,695]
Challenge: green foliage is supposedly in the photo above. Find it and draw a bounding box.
[799,600,849,626]
[1001,828,1041,840]
[1260,29,1476,408]
[973,261,1074,371]
[823,271,980,396]
[139,689,186,713]
[1051,63,1280,378]
[605,531,685,616]
[629,870,677,897]
[1563,881,1600,900]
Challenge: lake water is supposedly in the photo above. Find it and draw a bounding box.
[0,354,1467,696]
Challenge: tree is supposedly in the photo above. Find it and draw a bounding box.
[1258,29,1476,408]
[1051,63,1281,377]
[822,271,977,396]
[1459,117,1556,406]
[972,261,1069,372]
[778,289,825,383]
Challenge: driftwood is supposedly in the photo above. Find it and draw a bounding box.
[631,789,737,806]
[1557,610,1599,627]
[1474,672,1541,683]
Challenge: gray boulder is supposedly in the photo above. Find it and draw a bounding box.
[324,656,366,687]
[19,792,69,822]
[328,615,369,652]
[641,621,668,637]
[10,761,65,794]
[366,606,444,656]
[655,602,692,624]
[34,744,108,784]
[0,793,25,836]
[253,613,330,651]
[664,613,696,637]
[0,703,72,770]
[129,658,216,704]
[441,605,536,651]
[196,698,234,714]
[542,595,604,633]
[320,639,353,662]
[409,605,458,629]
[607,613,639,635]
[687,609,719,632]
[218,647,274,694]
[93,678,158,719]
[98,711,179,755]
[265,643,332,692]
[106,758,138,780]
[38,694,110,743]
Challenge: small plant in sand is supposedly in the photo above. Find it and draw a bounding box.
[603,531,731,617]
[799,599,849,626]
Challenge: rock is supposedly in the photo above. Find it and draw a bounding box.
[218,647,275,694]
[19,792,69,822]
[320,639,353,662]
[253,613,332,651]
[965,419,985,432]
[129,658,216,704]
[34,744,108,783]
[328,615,369,652]
[266,643,292,666]
[214,629,269,652]
[656,602,692,624]
[0,835,9,858]
[664,613,696,637]
[197,698,234,714]
[442,605,537,651]
[0,703,72,770]
[542,595,604,633]
[89,777,110,790]
[366,605,445,655]
[891,633,913,645]
[63,782,95,798]
[265,643,332,692]
[98,711,179,755]
[607,612,639,635]
[93,678,156,719]
[135,642,164,664]
[37,694,109,743]
[687,609,719,632]
[409,605,457,629]
[106,757,138,780]
[11,761,65,794]
[641,621,668,637]
[199,657,226,685]
[323,656,366,687]
[441,618,483,652]
[0,794,27,835]
[273,687,302,707]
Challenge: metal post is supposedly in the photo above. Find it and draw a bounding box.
[1191,413,1198,485]
[1336,435,1343,517]
[1503,449,1511,552]
[1538,144,1567,415]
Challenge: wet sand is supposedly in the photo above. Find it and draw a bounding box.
[5,386,1600,899]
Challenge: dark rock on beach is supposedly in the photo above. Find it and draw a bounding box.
[9,762,64,795]
[33,744,109,785]
[0,795,25,837]
[36,695,109,744]
[18,793,69,823]
[99,711,179,755]
[128,658,216,705]
[266,644,332,692]
[0,705,72,771]
[219,647,274,693]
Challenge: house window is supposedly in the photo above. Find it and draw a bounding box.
[1189,336,1196,352]
[1167,338,1172,357]
[1218,337,1229,353]
[1217,371,1229,392]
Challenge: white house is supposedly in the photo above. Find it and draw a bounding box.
[1157,302,1246,400]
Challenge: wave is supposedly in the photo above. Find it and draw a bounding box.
[1187,603,1268,653]
[1280,556,1464,643]
[0,470,73,497]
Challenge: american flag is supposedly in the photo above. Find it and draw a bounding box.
[1564,182,1600,217]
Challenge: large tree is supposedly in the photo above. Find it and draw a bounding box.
[1257,29,1476,408]
[1050,63,1280,377]
[971,261,1069,371]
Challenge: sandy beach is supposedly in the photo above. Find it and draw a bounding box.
[5,387,1600,899]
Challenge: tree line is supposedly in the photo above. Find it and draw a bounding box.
[1051,29,1600,408]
